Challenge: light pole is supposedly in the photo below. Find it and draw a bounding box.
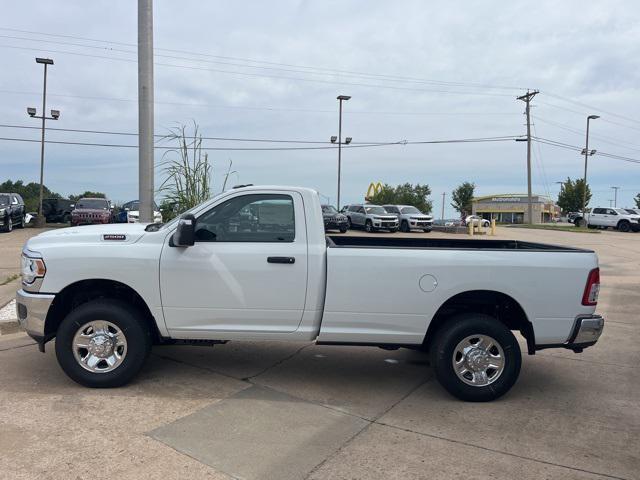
[610,186,620,207]
[333,95,351,210]
[28,57,59,227]
[581,115,599,220]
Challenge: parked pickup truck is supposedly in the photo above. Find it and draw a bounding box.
[16,186,604,401]
[574,207,640,232]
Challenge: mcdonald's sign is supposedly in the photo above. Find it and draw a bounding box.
[365,182,383,201]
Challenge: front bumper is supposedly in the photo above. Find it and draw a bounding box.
[16,289,55,345]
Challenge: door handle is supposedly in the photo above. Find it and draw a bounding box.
[267,256,295,264]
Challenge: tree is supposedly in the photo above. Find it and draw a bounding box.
[369,183,432,213]
[635,193,640,209]
[159,122,212,214]
[557,177,592,213]
[0,179,60,211]
[450,181,475,218]
[69,191,106,202]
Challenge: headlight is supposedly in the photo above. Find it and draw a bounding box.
[0,208,5,214]
[21,254,46,285]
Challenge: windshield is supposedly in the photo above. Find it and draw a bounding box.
[123,201,159,211]
[322,205,337,213]
[0,195,9,206]
[76,199,109,209]
[625,209,637,215]
[401,206,422,214]
[365,206,387,214]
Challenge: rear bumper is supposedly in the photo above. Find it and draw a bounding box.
[536,314,604,353]
[15,289,55,345]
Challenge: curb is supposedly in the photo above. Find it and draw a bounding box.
[0,320,21,335]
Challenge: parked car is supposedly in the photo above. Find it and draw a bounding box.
[70,198,112,226]
[464,215,491,228]
[42,198,75,224]
[567,212,580,224]
[383,205,433,232]
[0,192,26,232]
[321,205,348,233]
[116,200,162,224]
[624,208,640,216]
[17,185,604,401]
[346,204,399,232]
[339,204,351,214]
[574,208,640,232]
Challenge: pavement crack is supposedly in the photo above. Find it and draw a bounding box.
[372,421,630,480]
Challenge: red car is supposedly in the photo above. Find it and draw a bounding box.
[71,198,112,226]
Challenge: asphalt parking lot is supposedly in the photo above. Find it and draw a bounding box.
[0,226,638,479]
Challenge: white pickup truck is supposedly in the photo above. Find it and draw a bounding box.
[16,186,604,401]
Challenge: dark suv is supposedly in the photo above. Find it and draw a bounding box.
[42,198,75,224]
[321,204,349,233]
[0,193,26,232]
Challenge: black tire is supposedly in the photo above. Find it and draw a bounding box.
[347,217,352,229]
[63,213,71,224]
[423,228,432,233]
[3,216,12,232]
[55,299,152,388]
[339,228,347,233]
[16,214,25,228]
[431,313,521,402]
[400,220,409,232]
[618,221,631,233]
[389,228,398,233]
[587,224,597,229]
[365,220,374,233]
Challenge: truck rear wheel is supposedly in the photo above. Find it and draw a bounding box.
[431,313,521,402]
[55,299,152,388]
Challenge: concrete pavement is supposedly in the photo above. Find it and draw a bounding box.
[0,226,638,479]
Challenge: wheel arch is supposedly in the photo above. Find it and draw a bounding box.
[44,279,162,343]
[423,289,535,355]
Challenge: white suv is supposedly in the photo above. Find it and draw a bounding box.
[577,207,640,232]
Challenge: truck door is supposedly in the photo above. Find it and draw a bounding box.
[590,208,605,226]
[159,191,308,335]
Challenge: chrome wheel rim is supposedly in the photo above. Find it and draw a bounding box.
[72,320,127,373]
[452,334,505,387]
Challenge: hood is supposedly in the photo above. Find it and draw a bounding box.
[373,214,397,220]
[27,223,149,251]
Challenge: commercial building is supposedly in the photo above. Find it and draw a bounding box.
[471,194,560,224]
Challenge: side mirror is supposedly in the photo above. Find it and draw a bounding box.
[172,213,196,247]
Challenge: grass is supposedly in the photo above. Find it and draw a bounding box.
[507,224,600,234]
[0,274,19,286]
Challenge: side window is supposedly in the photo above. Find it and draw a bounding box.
[195,194,295,243]
[348,205,358,212]
[593,208,604,214]
[607,209,617,215]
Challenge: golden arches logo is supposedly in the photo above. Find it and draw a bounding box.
[365,182,383,201]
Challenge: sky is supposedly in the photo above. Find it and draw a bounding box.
[1,0,639,218]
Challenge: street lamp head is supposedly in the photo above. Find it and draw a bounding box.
[590,149,597,155]
[330,136,337,143]
[27,107,37,117]
[337,95,351,101]
[35,57,54,65]
[345,137,352,144]
[50,109,60,119]
[588,115,600,120]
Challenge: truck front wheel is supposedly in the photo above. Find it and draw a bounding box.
[55,299,152,388]
[431,314,521,402]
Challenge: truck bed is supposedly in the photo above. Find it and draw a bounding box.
[326,235,591,252]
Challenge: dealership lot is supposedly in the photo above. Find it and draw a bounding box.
[0,227,638,479]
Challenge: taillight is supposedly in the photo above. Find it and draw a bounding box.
[582,268,600,306]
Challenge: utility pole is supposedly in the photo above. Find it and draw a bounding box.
[608,199,614,208]
[28,58,59,228]
[611,186,620,207]
[334,95,351,210]
[581,115,600,220]
[517,90,539,225]
[441,192,446,220]
[138,0,155,223]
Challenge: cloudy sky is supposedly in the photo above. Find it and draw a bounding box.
[1,0,639,216]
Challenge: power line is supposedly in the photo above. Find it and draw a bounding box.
[544,91,640,126]
[0,135,520,151]
[0,43,516,98]
[532,136,640,164]
[0,27,526,91]
[0,89,519,116]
